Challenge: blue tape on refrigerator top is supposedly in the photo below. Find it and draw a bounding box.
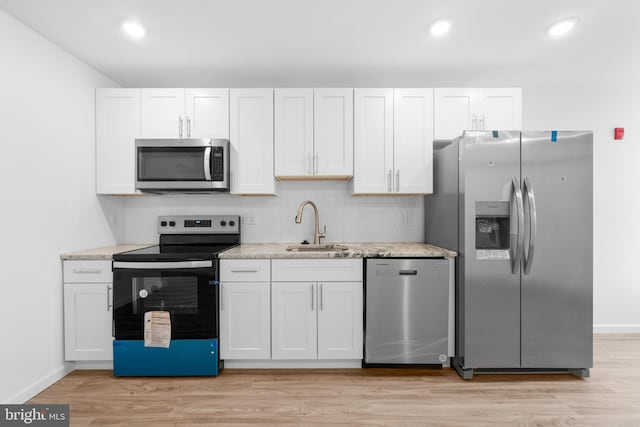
[113,339,219,376]
[551,130,558,142]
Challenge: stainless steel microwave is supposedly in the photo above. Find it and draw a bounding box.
[135,138,230,192]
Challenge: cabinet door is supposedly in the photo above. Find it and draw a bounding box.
[314,89,353,177]
[230,89,275,194]
[140,88,185,138]
[353,89,394,194]
[185,88,229,139]
[434,88,478,140]
[478,88,522,131]
[220,282,271,360]
[394,88,434,194]
[274,89,314,178]
[317,282,363,359]
[95,88,140,195]
[64,283,113,361]
[271,282,317,359]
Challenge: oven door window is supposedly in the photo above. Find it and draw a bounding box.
[138,147,207,181]
[113,268,216,340]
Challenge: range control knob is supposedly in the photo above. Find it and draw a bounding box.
[229,220,236,227]
[160,221,167,227]
[169,221,176,227]
[220,221,227,226]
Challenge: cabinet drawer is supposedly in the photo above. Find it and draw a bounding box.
[272,259,362,282]
[63,260,112,283]
[220,259,271,282]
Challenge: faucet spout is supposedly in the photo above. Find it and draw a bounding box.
[294,200,326,245]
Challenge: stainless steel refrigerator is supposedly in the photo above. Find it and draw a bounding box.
[425,130,593,379]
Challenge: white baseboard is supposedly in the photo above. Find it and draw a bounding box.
[593,324,640,333]
[74,361,113,370]
[5,363,74,404]
[223,359,362,369]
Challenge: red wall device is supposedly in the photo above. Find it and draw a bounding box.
[614,128,624,140]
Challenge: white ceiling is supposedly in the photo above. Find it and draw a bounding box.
[0,0,638,87]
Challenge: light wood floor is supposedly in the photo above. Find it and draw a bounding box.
[29,334,640,426]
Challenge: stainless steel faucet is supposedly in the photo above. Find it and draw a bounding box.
[294,200,326,245]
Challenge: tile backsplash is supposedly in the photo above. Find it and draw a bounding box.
[123,181,424,243]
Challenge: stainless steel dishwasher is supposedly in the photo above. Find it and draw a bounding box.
[365,258,453,366]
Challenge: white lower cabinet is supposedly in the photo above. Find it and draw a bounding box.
[220,282,271,359]
[271,282,317,359]
[220,258,364,363]
[63,260,113,361]
[220,260,271,360]
[271,281,363,360]
[317,282,363,359]
[271,259,363,361]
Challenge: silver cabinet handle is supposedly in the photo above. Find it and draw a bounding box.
[395,170,400,192]
[187,116,191,138]
[314,154,318,175]
[230,269,259,273]
[220,284,224,310]
[107,285,112,312]
[523,177,537,275]
[311,284,315,311]
[511,176,525,274]
[320,283,324,311]
[308,153,313,175]
[204,146,212,181]
[480,115,486,130]
[72,268,102,274]
[179,116,183,139]
[472,115,478,130]
[387,170,392,192]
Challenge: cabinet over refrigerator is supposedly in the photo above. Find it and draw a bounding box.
[426,130,593,379]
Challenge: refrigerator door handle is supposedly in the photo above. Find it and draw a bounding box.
[511,176,525,274]
[523,176,537,274]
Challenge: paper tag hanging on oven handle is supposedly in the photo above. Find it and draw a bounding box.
[144,311,171,348]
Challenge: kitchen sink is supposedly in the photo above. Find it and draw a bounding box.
[286,244,349,252]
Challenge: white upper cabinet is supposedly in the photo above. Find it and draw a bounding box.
[96,88,140,195]
[353,89,394,194]
[434,88,522,140]
[353,88,433,195]
[477,88,522,132]
[140,89,185,138]
[230,89,275,195]
[185,89,230,139]
[314,89,353,177]
[394,88,434,194]
[141,88,229,139]
[274,89,314,177]
[275,89,353,179]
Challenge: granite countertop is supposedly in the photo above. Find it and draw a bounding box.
[219,242,456,259]
[60,244,154,260]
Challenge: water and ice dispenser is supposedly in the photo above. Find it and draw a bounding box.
[475,201,511,260]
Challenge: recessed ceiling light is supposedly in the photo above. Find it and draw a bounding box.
[548,17,579,37]
[122,21,145,40]
[430,19,452,37]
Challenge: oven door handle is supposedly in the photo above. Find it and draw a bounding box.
[113,260,213,269]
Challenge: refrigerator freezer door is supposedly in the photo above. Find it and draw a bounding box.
[460,131,521,369]
[520,131,593,369]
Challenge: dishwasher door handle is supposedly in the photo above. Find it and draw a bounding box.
[399,270,418,276]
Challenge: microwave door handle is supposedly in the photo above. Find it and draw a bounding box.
[204,147,212,181]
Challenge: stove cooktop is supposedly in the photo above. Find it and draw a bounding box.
[113,215,241,262]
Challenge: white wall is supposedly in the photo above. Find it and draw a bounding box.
[0,10,124,403]
[123,181,423,243]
